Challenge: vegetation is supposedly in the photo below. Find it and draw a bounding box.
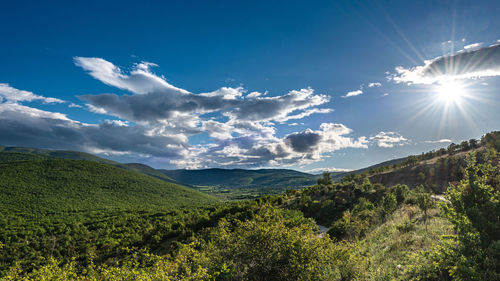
[0,158,218,275]
[0,131,498,280]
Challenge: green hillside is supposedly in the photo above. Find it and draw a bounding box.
[0,145,119,165]
[120,162,176,183]
[0,157,218,275]
[0,146,179,184]
[161,168,319,199]
[0,158,216,213]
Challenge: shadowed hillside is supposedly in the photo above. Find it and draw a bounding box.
[332,131,500,193]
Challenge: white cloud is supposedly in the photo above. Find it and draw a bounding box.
[369,131,408,148]
[388,42,500,85]
[74,57,189,95]
[342,89,363,98]
[463,42,482,50]
[368,82,382,88]
[246,91,262,98]
[0,83,64,104]
[382,93,389,97]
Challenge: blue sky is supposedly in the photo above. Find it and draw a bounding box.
[1,0,499,171]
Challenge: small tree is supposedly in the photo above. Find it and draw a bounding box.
[381,193,397,221]
[392,184,409,205]
[416,188,433,232]
[440,152,500,280]
[317,172,332,186]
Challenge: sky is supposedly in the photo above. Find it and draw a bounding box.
[1,0,499,172]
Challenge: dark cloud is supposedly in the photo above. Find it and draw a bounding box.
[0,104,184,159]
[285,130,322,153]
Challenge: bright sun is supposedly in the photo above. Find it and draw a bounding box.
[435,80,465,103]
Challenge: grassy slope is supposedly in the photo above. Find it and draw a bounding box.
[0,158,218,213]
[360,205,453,279]
[332,157,407,181]
[367,147,485,192]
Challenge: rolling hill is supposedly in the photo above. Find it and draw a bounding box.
[0,145,119,165]
[0,146,177,183]
[161,168,320,199]
[0,158,217,213]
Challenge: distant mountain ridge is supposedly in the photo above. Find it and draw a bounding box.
[162,168,319,188]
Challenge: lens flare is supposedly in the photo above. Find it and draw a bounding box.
[435,80,465,103]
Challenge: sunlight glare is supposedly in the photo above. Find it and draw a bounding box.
[435,80,465,103]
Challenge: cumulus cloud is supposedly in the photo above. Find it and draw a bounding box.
[369,132,408,148]
[0,83,64,104]
[342,89,363,98]
[389,42,500,84]
[171,123,369,169]
[424,139,452,144]
[368,82,382,87]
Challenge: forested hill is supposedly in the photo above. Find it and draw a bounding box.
[0,158,217,213]
[0,146,177,183]
[0,145,119,165]
[161,168,319,197]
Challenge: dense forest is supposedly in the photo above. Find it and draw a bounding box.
[0,132,499,280]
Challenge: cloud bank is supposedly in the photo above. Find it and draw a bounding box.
[389,42,500,84]
[0,57,408,169]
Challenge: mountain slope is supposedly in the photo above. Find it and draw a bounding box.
[120,162,176,183]
[0,158,218,213]
[162,168,318,188]
[0,146,178,183]
[161,168,319,199]
[330,131,500,193]
[331,157,407,181]
[0,145,119,165]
